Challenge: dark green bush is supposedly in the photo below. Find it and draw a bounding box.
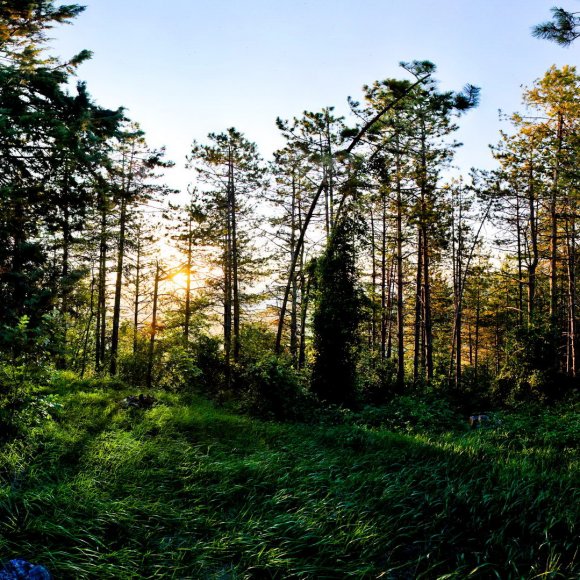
[118,348,149,387]
[356,349,398,403]
[190,335,227,395]
[237,355,309,421]
[491,324,577,405]
[157,344,202,391]
[354,394,464,433]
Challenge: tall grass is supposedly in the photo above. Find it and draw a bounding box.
[0,381,577,578]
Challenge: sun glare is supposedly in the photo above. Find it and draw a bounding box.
[170,271,189,288]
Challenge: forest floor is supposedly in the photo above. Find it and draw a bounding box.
[0,378,578,579]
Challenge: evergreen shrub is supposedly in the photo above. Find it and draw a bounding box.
[237,355,308,421]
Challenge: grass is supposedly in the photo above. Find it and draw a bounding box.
[0,381,578,579]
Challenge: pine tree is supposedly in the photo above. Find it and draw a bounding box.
[187,128,266,373]
[108,125,173,375]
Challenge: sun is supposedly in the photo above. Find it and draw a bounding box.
[170,271,189,288]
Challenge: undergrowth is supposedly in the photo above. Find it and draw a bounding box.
[0,378,577,578]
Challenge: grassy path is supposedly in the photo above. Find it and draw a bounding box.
[0,385,578,578]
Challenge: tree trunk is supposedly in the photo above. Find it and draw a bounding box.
[550,113,563,329]
[381,188,388,358]
[146,261,160,390]
[418,115,433,383]
[413,227,423,383]
[110,194,128,376]
[370,206,378,350]
[566,216,577,376]
[395,160,404,387]
[528,155,539,324]
[80,274,96,378]
[386,255,395,360]
[515,190,524,327]
[184,217,193,341]
[475,284,481,382]
[95,202,107,372]
[290,173,299,362]
[133,232,142,354]
[229,152,241,364]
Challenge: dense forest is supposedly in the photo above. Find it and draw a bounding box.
[0,2,578,579]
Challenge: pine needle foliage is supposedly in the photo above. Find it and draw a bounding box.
[532,7,580,46]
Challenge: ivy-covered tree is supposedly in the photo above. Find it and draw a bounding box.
[312,215,364,405]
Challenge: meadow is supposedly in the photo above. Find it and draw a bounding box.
[0,378,578,579]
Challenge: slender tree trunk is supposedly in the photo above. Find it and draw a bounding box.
[381,189,388,358]
[454,198,463,390]
[468,318,473,366]
[184,217,193,341]
[370,206,378,350]
[230,153,241,364]
[298,251,309,369]
[475,284,481,382]
[566,217,577,376]
[386,256,395,359]
[418,115,434,382]
[495,303,500,375]
[146,261,160,390]
[297,193,307,369]
[290,173,299,362]
[414,227,423,382]
[110,194,128,376]
[95,203,107,372]
[515,191,524,327]
[455,282,462,389]
[528,156,539,325]
[133,233,142,354]
[224,214,232,370]
[550,113,563,329]
[80,274,96,378]
[396,167,404,387]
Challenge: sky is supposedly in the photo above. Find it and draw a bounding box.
[49,0,580,194]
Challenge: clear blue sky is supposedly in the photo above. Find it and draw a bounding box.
[50,0,580,192]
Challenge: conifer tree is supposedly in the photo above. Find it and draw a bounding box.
[187,128,266,372]
[108,125,173,375]
[0,0,121,350]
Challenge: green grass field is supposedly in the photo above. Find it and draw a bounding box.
[0,381,578,578]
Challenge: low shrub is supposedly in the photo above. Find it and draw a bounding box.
[354,394,464,433]
[356,349,399,403]
[189,335,227,395]
[237,355,309,421]
[157,345,202,391]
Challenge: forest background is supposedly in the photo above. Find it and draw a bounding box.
[0,1,578,578]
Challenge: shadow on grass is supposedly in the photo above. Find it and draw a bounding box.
[0,390,577,579]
